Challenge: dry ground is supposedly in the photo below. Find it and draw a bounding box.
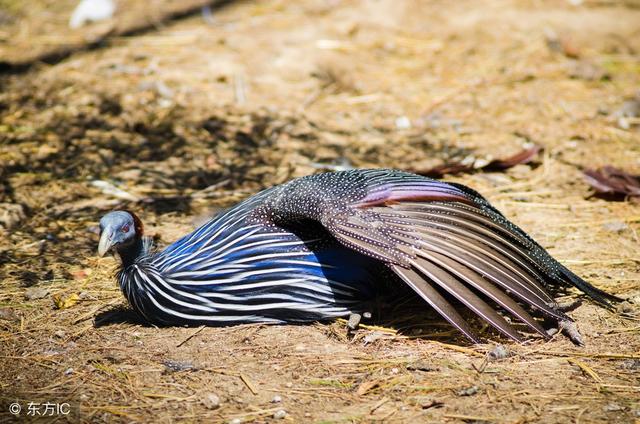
[1,0,640,423]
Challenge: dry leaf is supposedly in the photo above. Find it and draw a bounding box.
[70,268,92,280]
[413,145,542,178]
[583,166,640,199]
[53,293,81,309]
[356,380,380,396]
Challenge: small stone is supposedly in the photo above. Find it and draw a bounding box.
[115,169,143,181]
[69,0,115,28]
[271,395,282,403]
[613,93,640,119]
[395,116,411,130]
[25,287,50,300]
[616,301,635,314]
[54,330,66,338]
[457,386,479,396]
[79,394,89,401]
[0,307,18,322]
[603,403,624,412]
[202,393,220,410]
[64,368,74,375]
[273,409,287,419]
[390,367,399,374]
[487,344,510,361]
[0,203,25,229]
[229,419,241,424]
[163,360,196,372]
[546,327,559,336]
[347,313,361,330]
[363,331,385,345]
[602,221,628,233]
[620,359,640,370]
[285,382,293,388]
[568,61,609,81]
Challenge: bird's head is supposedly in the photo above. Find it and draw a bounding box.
[98,210,144,257]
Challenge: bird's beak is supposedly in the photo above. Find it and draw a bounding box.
[98,228,115,257]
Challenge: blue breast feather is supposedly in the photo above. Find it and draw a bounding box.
[123,199,382,324]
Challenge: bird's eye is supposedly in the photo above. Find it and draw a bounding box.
[121,225,130,233]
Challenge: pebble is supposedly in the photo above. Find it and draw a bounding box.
[363,331,385,345]
[457,386,479,396]
[229,419,241,424]
[487,344,510,361]
[0,307,18,322]
[616,301,635,314]
[271,395,282,403]
[25,287,50,300]
[69,0,115,28]
[602,221,628,233]
[273,409,287,419]
[163,360,196,372]
[395,116,412,129]
[347,313,361,330]
[64,368,74,376]
[202,393,220,410]
[603,403,624,412]
[620,359,640,370]
[0,203,25,229]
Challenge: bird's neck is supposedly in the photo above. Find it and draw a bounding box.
[117,236,144,268]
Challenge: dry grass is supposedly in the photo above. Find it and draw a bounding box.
[1,0,639,422]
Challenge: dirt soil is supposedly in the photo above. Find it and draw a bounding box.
[1,0,640,423]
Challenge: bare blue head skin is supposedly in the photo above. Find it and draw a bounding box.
[98,210,143,267]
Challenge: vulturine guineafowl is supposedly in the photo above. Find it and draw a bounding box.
[97,169,620,343]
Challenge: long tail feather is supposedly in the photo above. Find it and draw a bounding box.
[411,256,524,342]
[392,265,480,343]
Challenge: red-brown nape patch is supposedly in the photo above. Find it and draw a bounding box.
[123,210,144,236]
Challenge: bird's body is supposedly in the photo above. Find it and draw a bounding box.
[99,169,619,343]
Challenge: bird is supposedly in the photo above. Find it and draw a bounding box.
[97,169,620,344]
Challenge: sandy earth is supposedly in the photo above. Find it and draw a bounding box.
[1,0,639,423]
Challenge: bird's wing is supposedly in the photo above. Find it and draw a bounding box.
[257,169,572,342]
